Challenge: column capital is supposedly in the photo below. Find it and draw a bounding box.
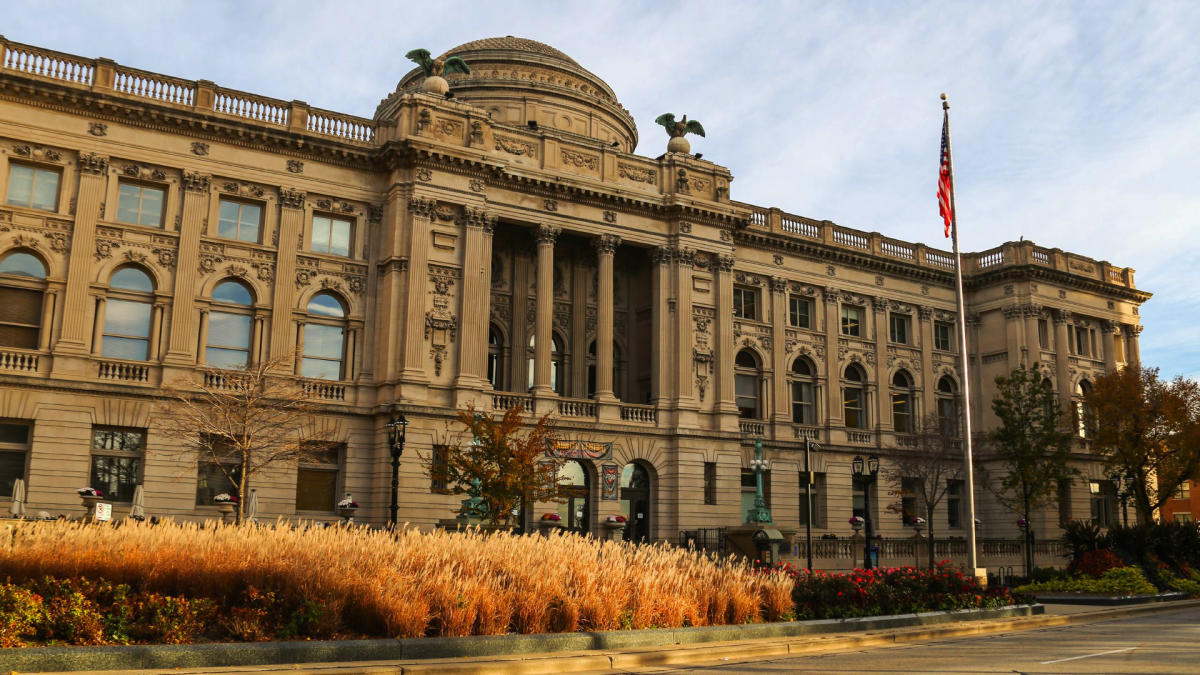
[1052,308,1072,324]
[872,295,888,313]
[917,305,933,321]
[651,245,672,265]
[279,188,306,210]
[409,196,438,221]
[1124,324,1143,337]
[182,171,211,193]
[712,253,734,272]
[459,206,497,234]
[823,287,841,305]
[771,277,788,294]
[78,152,109,175]
[592,233,621,255]
[535,224,561,245]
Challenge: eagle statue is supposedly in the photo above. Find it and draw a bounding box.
[405,48,471,78]
[654,113,705,139]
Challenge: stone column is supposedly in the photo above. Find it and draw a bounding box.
[712,254,734,423]
[250,314,264,365]
[56,153,108,355]
[1100,320,1117,371]
[824,289,842,425]
[38,291,56,351]
[400,198,436,388]
[872,296,890,431]
[454,208,496,395]
[593,234,621,403]
[1003,304,1023,371]
[531,224,560,397]
[294,320,305,376]
[90,297,106,356]
[917,306,935,420]
[771,278,790,425]
[195,310,209,365]
[1052,309,1072,405]
[269,188,305,365]
[651,246,672,406]
[1024,305,1043,368]
[163,172,211,365]
[148,303,164,361]
[1125,325,1142,368]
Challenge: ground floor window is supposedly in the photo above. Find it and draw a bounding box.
[196,462,242,505]
[0,422,30,498]
[296,444,342,512]
[798,471,826,527]
[90,427,144,503]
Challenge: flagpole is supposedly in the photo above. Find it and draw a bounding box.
[941,93,981,577]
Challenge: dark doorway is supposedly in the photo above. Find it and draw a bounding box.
[557,460,590,534]
[621,462,652,542]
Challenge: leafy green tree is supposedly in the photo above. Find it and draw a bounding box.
[1085,366,1200,523]
[984,364,1077,574]
[431,405,561,527]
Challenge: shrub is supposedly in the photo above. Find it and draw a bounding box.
[1016,565,1158,595]
[1068,549,1125,579]
[0,584,42,647]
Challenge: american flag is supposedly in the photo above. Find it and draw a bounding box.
[938,112,953,238]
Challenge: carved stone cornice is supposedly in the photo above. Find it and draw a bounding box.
[591,233,621,256]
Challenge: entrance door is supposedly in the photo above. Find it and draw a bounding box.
[557,460,590,534]
[620,462,652,542]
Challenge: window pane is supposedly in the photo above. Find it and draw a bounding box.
[207,347,249,370]
[6,165,34,206]
[102,336,148,361]
[311,216,331,252]
[237,203,261,242]
[105,299,152,337]
[296,468,337,511]
[0,450,25,498]
[0,423,30,445]
[0,252,46,278]
[93,428,144,452]
[304,324,343,360]
[90,455,140,502]
[196,462,242,505]
[116,184,142,224]
[218,201,240,239]
[302,357,341,380]
[138,187,164,226]
[32,170,59,211]
[307,293,345,318]
[329,218,351,257]
[111,268,154,292]
[208,312,251,349]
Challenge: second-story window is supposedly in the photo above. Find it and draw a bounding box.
[311,215,352,257]
[0,250,48,350]
[788,296,811,328]
[734,349,762,419]
[889,313,910,344]
[934,321,953,351]
[116,182,165,227]
[302,293,347,380]
[207,280,255,369]
[733,287,758,320]
[843,364,867,429]
[790,356,816,425]
[6,163,60,212]
[102,266,155,361]
[218,199,262,243]
[841,305,862,337]
[891,370,914,433]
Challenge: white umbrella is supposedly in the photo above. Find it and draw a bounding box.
[9,478,25,518]
[246,489,258,523]
[129,484,145,520]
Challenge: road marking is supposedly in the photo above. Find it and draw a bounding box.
[1040,646,1138,664]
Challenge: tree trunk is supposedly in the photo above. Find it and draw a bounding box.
[926,503,936,569]
[237,457,248,525]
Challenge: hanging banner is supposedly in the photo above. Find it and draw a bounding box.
[546,439,612,460]
[601,463,619,500]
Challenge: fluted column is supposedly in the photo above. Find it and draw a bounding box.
[824,290,842,424]
[1024,305,1043,368]
[164,172,211,364]
[917,305,934,420]
[1052,309,1072,406]
[771,278,790,424]
[269,188,305,365]
[872,296,890,431]
[712,254,734,418]
[651,246,672,405]
[531,224,560,396]
[57,153,108,353]
[1100,320,1117,371]
[455,209,496,391]
[400,198,436,387]
[593,234,620,402]
[1125,325,1141,368]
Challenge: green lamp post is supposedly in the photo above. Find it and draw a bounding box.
[745,437,772,524]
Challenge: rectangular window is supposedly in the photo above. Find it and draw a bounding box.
[0,286,44,349]
[431,444,450,494]
[901,477,920,525]
[1174,483,1191,500]
[1089,480,1116,528]
[116,182,165,227]
[844,386,866,429]
[0,421,30,499]
[791,380,814,424]
[733,287,758,320]
[1075,326,1089,356]
[934,321,953,351]
[788,296,811,329]
[6,163,60,211]
[217,199,262,243]
[1038,319,1049,349]
[102,299,152,361]
[947,479,963,528]
[799,471,826,528]
[852,477,867,519]
[296,444,341,511]
[196,461,243,506]
[889,313,910,344]
[1175,513,1194,524]
[1058,479,1073,527]
[90,427,144,503]
[840,306,861,336]
[704,461,717,505]
[311,215,352,257]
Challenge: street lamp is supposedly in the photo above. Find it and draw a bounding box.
[803,437,821,571]
[745,437,772,524]
[851,454,880,569]
[385,412,409,528]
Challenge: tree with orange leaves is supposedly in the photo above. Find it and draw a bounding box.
[431,405,562,526]
[1085,366,1200,523]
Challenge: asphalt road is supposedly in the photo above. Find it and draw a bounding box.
[629,605,1200,674]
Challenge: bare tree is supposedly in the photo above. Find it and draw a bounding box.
[156,353,339,523]
[884,414,963,568]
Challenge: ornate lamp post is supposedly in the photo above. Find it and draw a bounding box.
[803,437,821,571]
[746,437,772,524]
[384,412,409,528]
[851,454,880,569]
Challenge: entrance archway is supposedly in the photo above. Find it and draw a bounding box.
[620,462,652,542]
[557,460,590,534]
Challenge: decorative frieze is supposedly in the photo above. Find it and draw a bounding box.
[494,135,536,157]
[618,163,655,183]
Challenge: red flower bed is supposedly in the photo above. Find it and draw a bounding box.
[1068,548,1125,579]
[768,561,1026,620]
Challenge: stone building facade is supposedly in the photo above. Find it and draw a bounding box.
[0,36,1149,548]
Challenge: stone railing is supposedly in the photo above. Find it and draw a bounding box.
[792,425,820,440]
[620,403,657,424]
[846,430,872,445]
[492,393,533,413]
[302,379,346,402]
[0,349,40,373]
[97,360,150,383]
[558,398,596,418]
[739,420,766,436]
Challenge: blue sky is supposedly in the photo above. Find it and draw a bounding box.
[5,1,1198,379]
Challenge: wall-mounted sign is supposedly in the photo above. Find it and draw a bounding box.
[546,439,612,460]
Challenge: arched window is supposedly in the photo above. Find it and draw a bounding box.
[526,333,564,394]
[735,349,762,419]
[936,376,959,435]
[302,293,346,380]
[843,364,867,429]
[206,280,254,369]
[102,266,154,361]
[790,357,816,425]
[487,324,505,390]
[1075,380,1094,438]
[891,370,914,433]
[0,251,47,350]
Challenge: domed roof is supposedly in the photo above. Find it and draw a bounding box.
[391,36,638,151]
[444,37,580,68]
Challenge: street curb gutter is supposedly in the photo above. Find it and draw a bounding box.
[3,605,1041,672]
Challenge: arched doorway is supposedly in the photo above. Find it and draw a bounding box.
[557,460,590,534]
[620,462,652,542]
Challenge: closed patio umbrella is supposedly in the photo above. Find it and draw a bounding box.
[129,484,145,520]
[9,478,25,518]
[246,489,258,523]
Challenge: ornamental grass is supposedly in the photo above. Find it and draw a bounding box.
[0,520,791,643]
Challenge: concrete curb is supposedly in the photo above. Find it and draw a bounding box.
[3,604,1042,673]
[1033,591,1186,605]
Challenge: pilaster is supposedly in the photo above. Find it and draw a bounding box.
[399,197,435,394]
[651,246,672,406]
[713,254,736,427]
[872,296,890,431]
[1052,309,1072,408]
[453,208,495,398]
[55,153,108,355]
[917,305,934,421]
[269,188,304,365]
[824,289,843,425]
[163,171,211,365]
[770,278,789,425]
